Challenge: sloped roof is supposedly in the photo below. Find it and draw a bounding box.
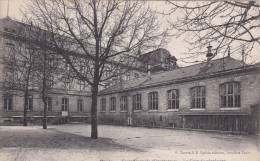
[99,57,258,95]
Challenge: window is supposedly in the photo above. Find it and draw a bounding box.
[77,99,83,112]
[61,98,69,111]
[110,97,116,112]
[191,86,206,109]
[148,92,158,110]
[26,95,33,111]
[167,89,179,110]
[3,94,12,111]
[100,98,106,112]
[220,82,240,108]
[120,96,128,111]
[132,94,142,110]
[47,97,52,112]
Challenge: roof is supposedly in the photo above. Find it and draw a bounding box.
[99,56,259,95]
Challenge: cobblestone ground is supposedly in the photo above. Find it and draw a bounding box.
[0,124,259,161]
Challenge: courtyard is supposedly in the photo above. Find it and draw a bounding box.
[0,124,259,161]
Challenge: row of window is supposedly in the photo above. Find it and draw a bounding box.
[3,96,84,112]
[100,82,241,112]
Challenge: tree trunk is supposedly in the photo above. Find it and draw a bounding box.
[91,83,99,139]
[42,52,47,129]
[23,88,28,126]
[43,98,47,129]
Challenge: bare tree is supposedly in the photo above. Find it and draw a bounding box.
[25,0,168,138]
[166,1,260,62]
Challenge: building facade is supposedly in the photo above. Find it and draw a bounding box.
[98,57,260,133]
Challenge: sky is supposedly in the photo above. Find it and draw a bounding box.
[1,0,260,66]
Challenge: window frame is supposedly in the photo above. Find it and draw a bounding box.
[100,98,106,112]
[47,97,52,112]
[220,82,241,108]
[61,97,69,111]
[26,95,33,111]
[167,89,179,110]
[110,97,116,112]
[120,96,128,112]
[148,91,159,111]
[132,94,142,111]
[77,99,84,112]
[3,94,13,112]
[190,86,206,109]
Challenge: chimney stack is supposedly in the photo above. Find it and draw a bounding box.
[147,64,151,76]
[206,44,213,61]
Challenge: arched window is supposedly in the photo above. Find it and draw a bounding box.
[220,82,240,108]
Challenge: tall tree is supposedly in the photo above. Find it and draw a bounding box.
[26,0,168,138]
[166,1,260,62]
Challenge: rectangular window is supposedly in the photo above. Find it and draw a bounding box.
[3,94,13,111]
[167,89,179,110]
[133,94,142,111]
[100,98,106,112]
[77,99,83,112]
[190,86,206,109]
[110,97,116,112]
[61,98,69,111]
[120,96,128,112]
[148,92,158,110]
[27,95,33,111]
[220,82,240,108]
[47,97,52,112]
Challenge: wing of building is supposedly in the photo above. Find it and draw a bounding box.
[98,56,260,134]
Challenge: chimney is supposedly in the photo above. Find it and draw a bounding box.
[227,46,231,57]
[206,44,213,61]
[147,64,151,76]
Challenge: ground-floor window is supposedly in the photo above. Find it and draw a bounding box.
[26,95,33,111]
[191,86,206,109]
[47,97,52,112]
[110,97,116,112]
[132,94,142,110]
[120,96,128,111]
[148,91,158,110]
[220,82,240,108]
[167,89,179,110]
[3,94,13,111]
[61,97,69,111]
[77,99,83,112]
[100,98,106,112]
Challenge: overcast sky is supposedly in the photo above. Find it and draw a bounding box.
[1,0,260,66]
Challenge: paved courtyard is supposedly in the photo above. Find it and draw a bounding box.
[0,124,259,161]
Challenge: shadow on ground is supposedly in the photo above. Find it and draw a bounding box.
[0,127,143,152]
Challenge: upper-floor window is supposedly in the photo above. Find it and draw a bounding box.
[27,95,33,111]
[100,98,106,112]
[120,96,128,111]
[220,82,240,108]
[167,89,179,110]
[47,97,52,112]
[61,97,69,111]
[191,86,206,109]
[133,94,142,111]
[148,92,158,110]
[110,97,116,112]
[77,99,83,112]
[3,94,13,111]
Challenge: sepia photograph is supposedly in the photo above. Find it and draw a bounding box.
[0,0,259,161]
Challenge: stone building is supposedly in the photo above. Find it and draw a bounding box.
[0,17,176,124]
[98,56,260,133]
